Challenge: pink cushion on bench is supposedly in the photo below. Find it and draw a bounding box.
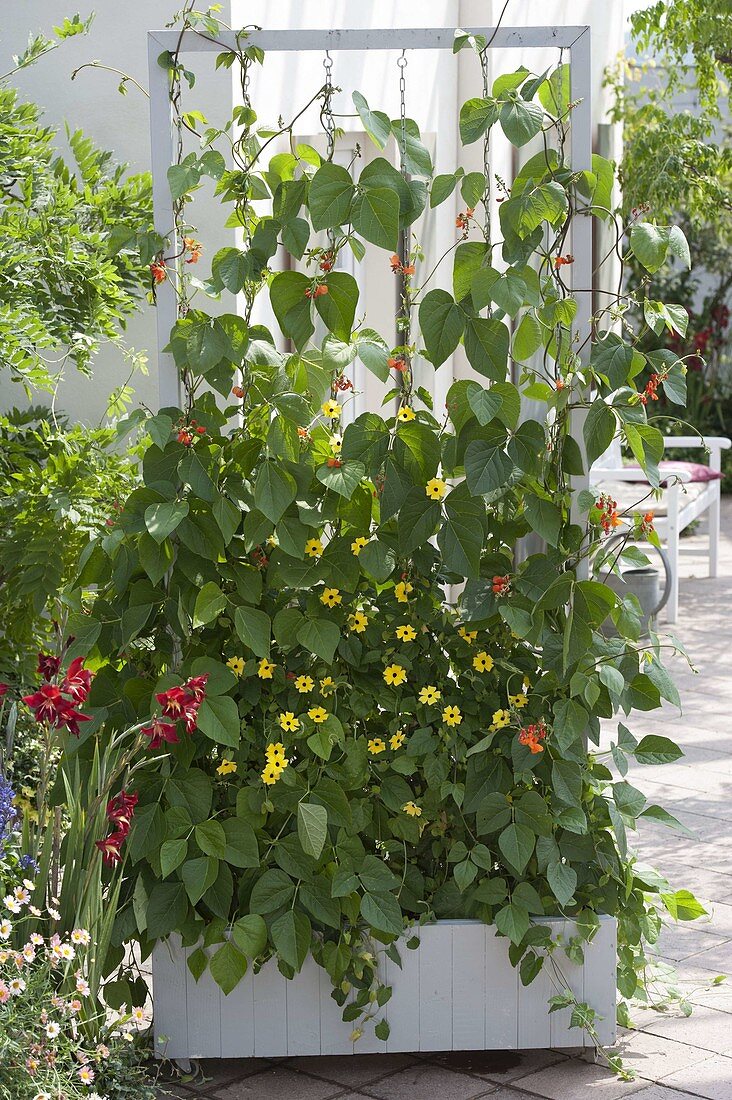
[626,460,722,484]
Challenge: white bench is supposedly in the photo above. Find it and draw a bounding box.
[591,435,730,623]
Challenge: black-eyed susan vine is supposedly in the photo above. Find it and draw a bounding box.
[65,6,706,1069]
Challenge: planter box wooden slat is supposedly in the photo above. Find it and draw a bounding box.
[153,916,616,1059]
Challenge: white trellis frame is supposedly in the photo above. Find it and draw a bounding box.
[148,25,612,1059]
[146,24,593,407]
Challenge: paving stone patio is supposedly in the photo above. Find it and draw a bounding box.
[156,502,732,1099]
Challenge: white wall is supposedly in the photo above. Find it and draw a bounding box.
[1,1,623,422]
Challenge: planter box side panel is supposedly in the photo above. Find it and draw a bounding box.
[153,917,617,1059]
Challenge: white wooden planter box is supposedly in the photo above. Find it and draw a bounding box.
[153,916,616,1059]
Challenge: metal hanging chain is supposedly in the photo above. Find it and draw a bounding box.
[479,47,492,248]
[396,50,411,385]
[322,50,336,162]
[397,50,408,178]
[241,52,252,110]
[321,50,337,256]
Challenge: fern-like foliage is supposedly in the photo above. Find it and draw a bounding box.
[0,86,152,390]
[0,408,141,685]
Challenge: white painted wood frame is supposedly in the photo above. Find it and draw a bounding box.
[153,916,616,1059]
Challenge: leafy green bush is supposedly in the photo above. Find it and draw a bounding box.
[0,85,151,391]
[0,410,141,685]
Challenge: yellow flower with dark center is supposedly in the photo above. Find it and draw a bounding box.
[329,435,342,453]
[294,675,314,693]
[348,611,368,633]
[322,399,341,419]
[442,705,462,727]
[395,624,417,642]
[320,587,342,608]
[266,742,287,766]
[305,538,323,558]
[473,651,494,673]
[384,664,407,687]
[418,685,441,705]
[390,730,406,750]
[278,711,300,733]
[351,536,368,555]
[258,658,275,679]
[368,738,386,755]
[458,626,477,644]
[397,406,415,422]
[490,708,510,731]
[308,706,328,723]
[216,759,237,775]
[394,580,413,603]
[425,477,447,500]
[262,763,281,786]
[226,656,245,676]
[403,801,422,817]
[509,693,528,709]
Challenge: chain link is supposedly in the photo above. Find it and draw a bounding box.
[322,51,336,161]
[480,47,492,248]
[397,50,408,178]
[396,51,411,380]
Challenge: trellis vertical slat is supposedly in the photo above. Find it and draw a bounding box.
[147,33,181,409]
[568,26,593,580]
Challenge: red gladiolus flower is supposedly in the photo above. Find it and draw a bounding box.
[37,654,61,682]
[156,685,192,718]
[22,684,70,726]
[185,674,208,704]
[95,833,126,866]
[180,701,201,735]
[62,706,92,738]
[141,717,179,750]
[492,575,511,597]
[106,790,138,833]
[61,657,93,704]
[177,429,194,446]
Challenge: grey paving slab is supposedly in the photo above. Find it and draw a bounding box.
[640,1005,732,1056]
[420,1048,569,1084]
[214,1064,346,1099]
[513,1057,648,1097]
[661,1053,732,1098]
[629,1088,713,1099]
[361,1062,501,1099]
[285,1053,419,1090]
[611,1029,712,1081]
